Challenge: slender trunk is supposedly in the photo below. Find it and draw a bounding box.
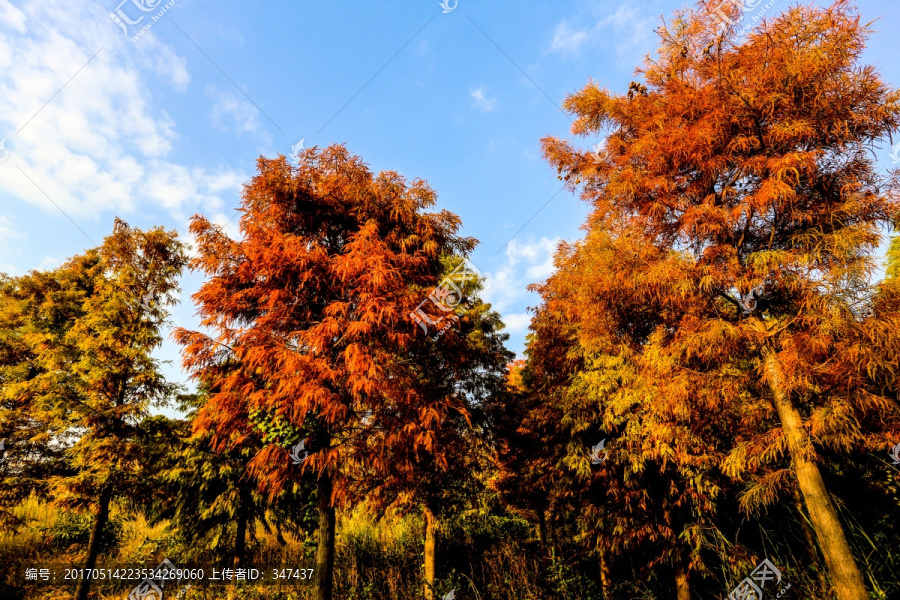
[314,471,336,600]
[764,348,869,600]
[792,484,830,594]
[537,508,547,555]
[75,486,112,600]
[674,555,690,600]
[233,494,248,569]
[547,508,556,559]
[423,504,437,600]
[226,486,251,600]
[599,547,611,598]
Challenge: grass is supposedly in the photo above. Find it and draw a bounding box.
[0,495,895,599]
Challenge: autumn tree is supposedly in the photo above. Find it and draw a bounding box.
[360,257,512,599]
[175,145,486,600]
[526,230,740,599]
[490,313,578,564]
[0,263,95,528]
[0,220,186,600]
[539,1,900,598]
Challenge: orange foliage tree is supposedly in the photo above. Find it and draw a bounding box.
[175,145,504,600]
[537,1,900,598]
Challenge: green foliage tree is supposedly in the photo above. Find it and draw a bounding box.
[148,391,316,571]
[0,261,95,529]
[0,219,186,600]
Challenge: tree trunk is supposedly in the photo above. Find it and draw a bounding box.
[233,487,249,570]
[599,547,612,598]
[792,484,830,594]
[764,348,869,600]
[423,504,437,600]
[75,485,112,600]
[674,555,690,600]
[314,471,336,600]
[226,486,251,600]
[537,508,547,555]
[547,508,556,559]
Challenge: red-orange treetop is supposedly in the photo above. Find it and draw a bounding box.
[175,145,477,502]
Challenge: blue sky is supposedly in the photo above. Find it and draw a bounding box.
[1,0,899,396]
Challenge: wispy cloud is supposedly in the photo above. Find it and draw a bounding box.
[547,4,656,63]
[470,86,497,112]
[207,85,265,136]
[549,22,591,57]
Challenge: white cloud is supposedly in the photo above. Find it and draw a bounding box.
[601,4,642,29]
[0,0,247,222]
[547,5,655,63]
[0,0,26,33]
[501,312,532,334]
[469,86,497,112]
[549,22,591,57]
[0,215,22,274]
[0,215,17,241]
[482,236,560,330]
[207,85,265,135]
[40,255,64,268]
[602,5,655,62]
